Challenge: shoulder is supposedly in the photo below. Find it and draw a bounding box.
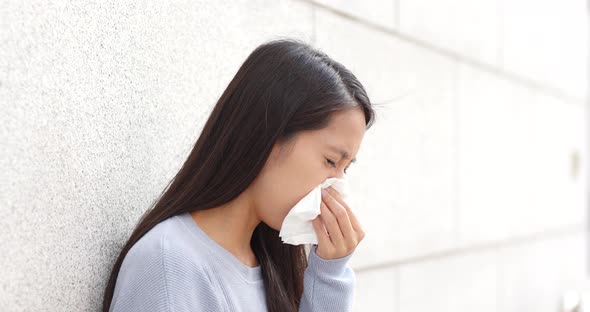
[110,215,224,311]
[122,214,212,276]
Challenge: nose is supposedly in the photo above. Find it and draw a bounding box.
[328,171,346,180]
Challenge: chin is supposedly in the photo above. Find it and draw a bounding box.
[268,222,281,232]
[260,219,281,232]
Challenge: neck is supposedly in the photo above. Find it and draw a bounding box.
[190,193,261,268]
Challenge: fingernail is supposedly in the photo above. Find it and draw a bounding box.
[321,189,327,196]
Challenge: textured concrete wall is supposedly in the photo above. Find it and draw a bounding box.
[1,0,588,311]
[1,1,313,310]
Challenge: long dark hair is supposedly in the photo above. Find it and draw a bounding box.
[102,37,376,312]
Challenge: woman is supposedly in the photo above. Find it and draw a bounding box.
[103,38,376,312]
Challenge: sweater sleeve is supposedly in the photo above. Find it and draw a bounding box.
[299,244,356,312]
[108,234,226,312]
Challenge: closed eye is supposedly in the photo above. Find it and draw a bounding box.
[326,158,349,174]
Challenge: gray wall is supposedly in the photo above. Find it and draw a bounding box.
[1,1,312,310]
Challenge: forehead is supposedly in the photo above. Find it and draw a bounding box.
[316,107,366,152]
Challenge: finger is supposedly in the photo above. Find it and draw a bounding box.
[325,186,362,233]
[320,198,345,247]
[312,216,331,246]
[322,188,355,241]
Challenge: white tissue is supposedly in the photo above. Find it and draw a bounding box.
[279,177,350,245]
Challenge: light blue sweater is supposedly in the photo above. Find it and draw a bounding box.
[109,212,356,311]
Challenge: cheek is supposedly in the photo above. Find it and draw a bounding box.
[255,147,327,230]
[258,183,319,231]
[258,184,319,232]
[253,183,295,231]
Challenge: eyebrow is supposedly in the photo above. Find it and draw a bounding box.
[327,145,357,164]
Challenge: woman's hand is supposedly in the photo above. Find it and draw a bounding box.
[311,186,365,260]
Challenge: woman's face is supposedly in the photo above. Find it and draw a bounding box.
[251,106,367,231]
